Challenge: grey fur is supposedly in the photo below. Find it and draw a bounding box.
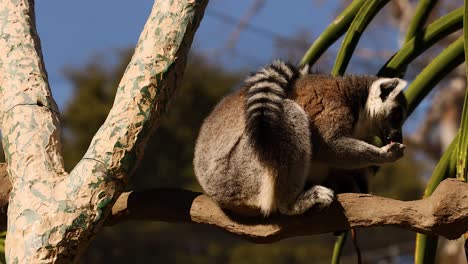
[194,61,407,217]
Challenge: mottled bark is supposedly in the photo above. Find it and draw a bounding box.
[0,0,208,262]
[0,173,465,243]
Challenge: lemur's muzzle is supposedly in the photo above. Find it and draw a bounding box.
[383,129,402,144]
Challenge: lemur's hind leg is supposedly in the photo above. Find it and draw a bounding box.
[277,185,334,216]
[272,100,334,216]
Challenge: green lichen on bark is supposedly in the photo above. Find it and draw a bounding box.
[0,0,208,262]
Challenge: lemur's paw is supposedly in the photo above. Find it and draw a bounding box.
[381,142,405,161]
[311,185,334,210]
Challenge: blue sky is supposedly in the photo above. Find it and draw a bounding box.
[35,1,400,110]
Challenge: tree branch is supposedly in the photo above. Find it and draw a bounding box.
[106,178,468,242]
[0,170,465,242]
[0,0,67,262]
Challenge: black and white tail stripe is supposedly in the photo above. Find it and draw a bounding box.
[244,60,300,149]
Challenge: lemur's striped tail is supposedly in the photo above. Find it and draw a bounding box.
[244,60,300,157]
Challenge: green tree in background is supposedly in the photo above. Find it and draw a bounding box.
[370,148,426,201]
[62,50,132,172]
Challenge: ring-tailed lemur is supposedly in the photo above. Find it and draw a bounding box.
[194,60,407,216]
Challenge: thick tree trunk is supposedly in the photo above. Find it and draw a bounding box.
[0,0,208,262]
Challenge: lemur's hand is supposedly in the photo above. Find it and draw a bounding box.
[380,142,405,162]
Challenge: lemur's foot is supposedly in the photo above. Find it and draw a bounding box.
[311,185,334,210]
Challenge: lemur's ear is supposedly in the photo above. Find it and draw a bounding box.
[372,78,407,102]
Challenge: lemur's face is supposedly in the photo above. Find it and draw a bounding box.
[366,78,408,144]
